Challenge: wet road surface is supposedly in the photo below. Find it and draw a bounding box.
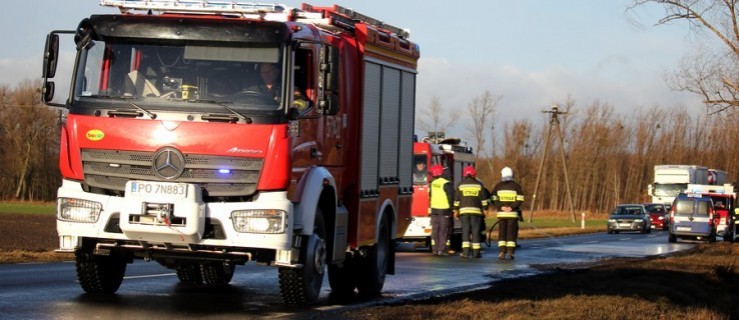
[0,230,692,319]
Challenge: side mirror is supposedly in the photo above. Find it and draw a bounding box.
[42,82,55,103]
[43,33,60,79]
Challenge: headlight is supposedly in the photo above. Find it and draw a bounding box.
[608,219,616,222]
[58,198,102,223]
[231,209,286,234]
[658,216,665,220]
[634,219,643,222]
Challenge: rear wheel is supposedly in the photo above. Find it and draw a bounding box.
[357,214,390,297]
[175,263,203,284]
[201,262,235,285]
[75,250,127,294]
[279,211,326,305]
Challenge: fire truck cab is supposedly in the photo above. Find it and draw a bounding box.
[42,1,418,305]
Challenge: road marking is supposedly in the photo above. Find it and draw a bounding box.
[124,273,175,280]
[618,238,631,241]
[583,241,598,244]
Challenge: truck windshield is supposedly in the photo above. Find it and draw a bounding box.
[653,183,688,197]
[72,40,285,114]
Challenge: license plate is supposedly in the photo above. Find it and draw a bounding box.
[619,223,631,227]
[128,181,188,199]
[676,226,691,231]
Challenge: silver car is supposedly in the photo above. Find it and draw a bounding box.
[607,204,652,234]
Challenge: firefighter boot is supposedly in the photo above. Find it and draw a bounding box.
[460,248,470,259]
[507,247,516,260]
[473,249,481,259]
[498,247,506,260]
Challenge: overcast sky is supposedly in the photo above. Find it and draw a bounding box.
[0,0,713,138]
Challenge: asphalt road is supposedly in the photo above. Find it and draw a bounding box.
[0,230,693,319]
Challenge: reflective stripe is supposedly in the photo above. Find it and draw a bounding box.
[462,241,470,248]
[498,241,506,247]
[459,184,482,197]
[516,195,525,201]
[497,190,518,202]
[460,207,483,215]
[497,212,519,218]
[472,243,481,250]
[506,241,516,248]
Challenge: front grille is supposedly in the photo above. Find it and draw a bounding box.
[81,149,262,197]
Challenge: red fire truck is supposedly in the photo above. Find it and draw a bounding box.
[404,136,475,249]
[41,1,418,305]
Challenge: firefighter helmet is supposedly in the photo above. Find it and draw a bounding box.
[501,167,513,180]
[463,166,476,177]
[429,165,444,177]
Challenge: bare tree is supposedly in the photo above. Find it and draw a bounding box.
[416,95,460,139]
[629,0,739,113]
[0,79,59,201]
[464,91,501,162]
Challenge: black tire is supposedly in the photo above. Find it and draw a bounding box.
[279,211,326,305]
[357,214,390,297]
[201,262,235,285]
[175,263,203,284]
[668,233,677,243]
[75,250,127,295]
[607,230,613,234]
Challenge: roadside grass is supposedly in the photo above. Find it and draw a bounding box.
[0,202,55,215]
[0,250,72,264]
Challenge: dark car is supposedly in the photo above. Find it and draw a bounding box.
[607,204,652,234]
[668,194,717,243]
[643,203,669,230]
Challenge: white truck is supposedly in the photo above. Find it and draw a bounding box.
[648,165,708,205]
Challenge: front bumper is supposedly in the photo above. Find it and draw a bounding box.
[56,179,294,257]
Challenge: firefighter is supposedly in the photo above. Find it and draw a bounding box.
[490,167,525,260]
[453,166,489,258]
[429,164,454,256]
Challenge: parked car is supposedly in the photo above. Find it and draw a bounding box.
[668,193,717,243]
[607,204,652,234]
[643,203,669,230]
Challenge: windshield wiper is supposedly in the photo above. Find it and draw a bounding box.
[122,98,157,119]
[193,99,252,124]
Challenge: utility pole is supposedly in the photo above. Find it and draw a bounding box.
[528,105,577,223]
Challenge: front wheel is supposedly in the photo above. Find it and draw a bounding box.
[357,214,390,297]
[75,250,127,295]
[279,212,326,305]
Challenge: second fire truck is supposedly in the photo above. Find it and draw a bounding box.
[404,135,475,250]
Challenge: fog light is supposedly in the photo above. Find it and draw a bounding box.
[231,209,286,234]
[58,198,102,223]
